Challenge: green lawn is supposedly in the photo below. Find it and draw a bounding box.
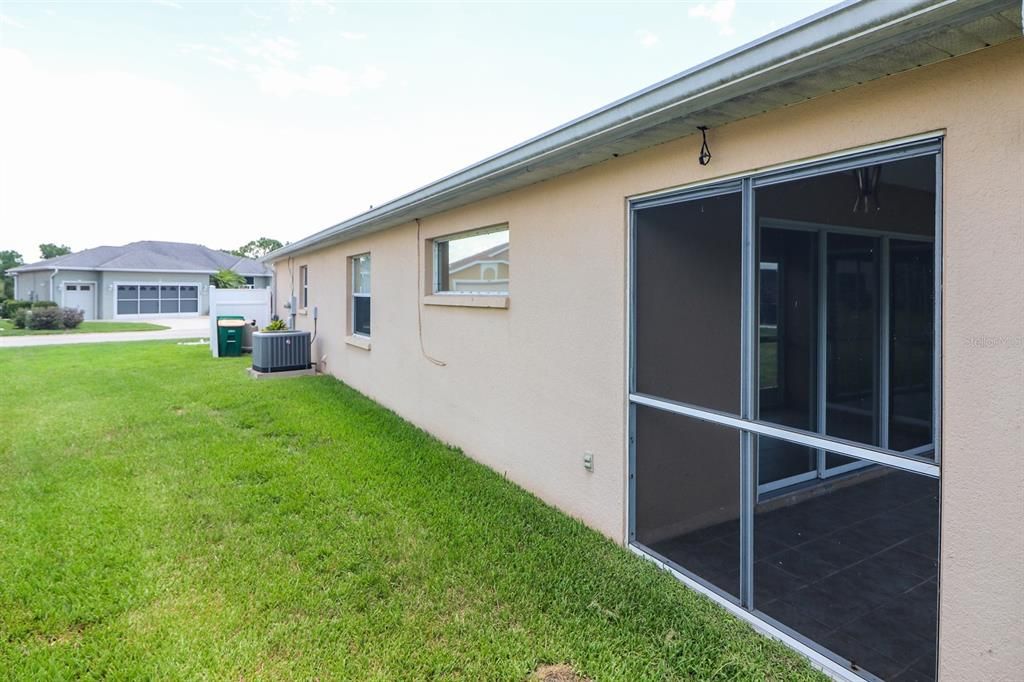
[0,342,823,681]
[0,318,169,336]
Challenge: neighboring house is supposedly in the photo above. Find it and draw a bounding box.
[445,243,509,293]
[9,241,271,320]
[265,3,1023,682]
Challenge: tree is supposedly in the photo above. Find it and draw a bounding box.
[230,237,283,260]
[0,250,23,299]
[211,269,246,289]
[39,243,71,260]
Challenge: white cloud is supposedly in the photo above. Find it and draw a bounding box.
[242,36,300,67]
[244,7,273,22]
[0,48,406,260]
[180,34,383,98]
[178,43,240,70]
[689,0,737,36]
[254,64,386,97]
[310,0,336,14]
[208,56,240,71]
[635,29,659,48]
[340,31,367,41]
[287,0,336,24]
[0,13,25,29]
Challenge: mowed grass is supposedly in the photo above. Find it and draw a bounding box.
[0,342,824,681]
[0,318,168,336]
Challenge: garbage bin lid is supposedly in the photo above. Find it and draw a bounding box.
[217,319,247,327]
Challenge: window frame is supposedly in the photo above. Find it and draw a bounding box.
[431,223,509,296]
[350,253,371,338]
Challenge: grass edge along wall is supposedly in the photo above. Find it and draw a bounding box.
[270,40,1024,682]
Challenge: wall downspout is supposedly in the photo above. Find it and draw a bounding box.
[50,268,59,304]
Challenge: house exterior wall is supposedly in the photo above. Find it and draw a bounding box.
[12,271,269,318]
[12,270,55,302]
[271,40,1023,681]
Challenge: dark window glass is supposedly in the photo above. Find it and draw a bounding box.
[180,286,198,298]
[634,192,742,413]
[180,299,198,313]
[161,299,179,314]
[754,436,938,681]
[634,405,740,599]
[353,297,371,336]
[890,240,934,453]
[117,285,138,300]
[140,286,159,300]
[758,228,817,433]
[160,286,179,299]
[826,232,880,450]
[117,300,138,314]
[754,155,936,457]
[140,299,159,314]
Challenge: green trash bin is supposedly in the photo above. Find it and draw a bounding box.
[217,316,246,357]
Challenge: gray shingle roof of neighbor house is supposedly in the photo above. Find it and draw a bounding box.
[10,241,272,276]
[265,0,1022,263]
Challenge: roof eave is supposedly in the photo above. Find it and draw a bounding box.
[259,0,1020,263]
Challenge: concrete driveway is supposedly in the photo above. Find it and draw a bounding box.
[0,316,210,348]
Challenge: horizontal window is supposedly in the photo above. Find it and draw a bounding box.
[433,225,509,295]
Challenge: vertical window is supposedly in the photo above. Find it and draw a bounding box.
[299,265,309,308]
[351,254,371,337]
[630,141,941,682]
[433,225,509,295]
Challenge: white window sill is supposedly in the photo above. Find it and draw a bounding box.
[345,334,371,350]
[423,294,509,309]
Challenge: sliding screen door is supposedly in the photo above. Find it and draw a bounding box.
[630,141,941,682]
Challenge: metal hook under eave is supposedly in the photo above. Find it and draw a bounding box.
[698,126,712,166]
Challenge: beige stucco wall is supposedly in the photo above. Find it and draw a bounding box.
[274,39,1023,681]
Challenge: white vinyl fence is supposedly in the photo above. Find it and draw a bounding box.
[209,286,272,357]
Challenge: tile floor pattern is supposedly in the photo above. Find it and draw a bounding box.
[651,471,938,681]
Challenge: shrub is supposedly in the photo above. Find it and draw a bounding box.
[61,307,85,329]
[27,306,63,330]
[13,308,30,328]
[2,299,32,319]
[31,300,58,309]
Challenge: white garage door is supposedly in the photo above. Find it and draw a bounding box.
[64,283,96,320]
[116,284,200,316]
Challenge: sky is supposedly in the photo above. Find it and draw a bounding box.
[0,0,835,264]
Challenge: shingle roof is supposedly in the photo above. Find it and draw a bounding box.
[10,241,271,276]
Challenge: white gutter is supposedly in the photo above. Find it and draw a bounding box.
[264,0,1018,262]
[49,267,59,304]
